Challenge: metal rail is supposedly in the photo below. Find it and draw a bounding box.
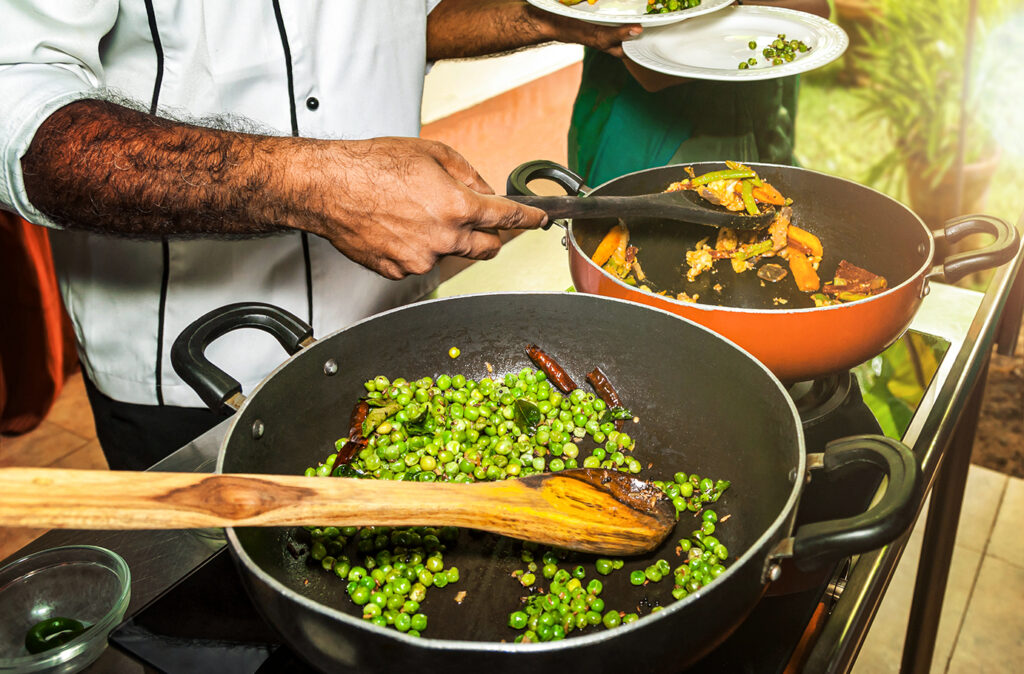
[803,232,1023,672]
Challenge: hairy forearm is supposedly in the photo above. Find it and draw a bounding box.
[20,98,323,238]
[19,97,548,279]
[427,0,553,60]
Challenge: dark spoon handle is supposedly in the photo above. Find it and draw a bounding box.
[505,194,773,229]
[506,194,690,222]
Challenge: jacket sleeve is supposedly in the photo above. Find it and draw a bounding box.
[0,0,119,228]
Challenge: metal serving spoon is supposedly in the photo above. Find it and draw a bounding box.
[506,190,776,230]
[0,467,676,556]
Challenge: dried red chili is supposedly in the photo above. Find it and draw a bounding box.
[335,400,369,464]
[525,344,578,393]
[587,366,625,429]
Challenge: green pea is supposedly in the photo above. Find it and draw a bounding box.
[629,570,646,586]
[602,610,621,629]
[351,586,371,605]
[509,611,528,629]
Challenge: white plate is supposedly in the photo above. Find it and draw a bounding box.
[622,6,848,81]
[526,0,732,27]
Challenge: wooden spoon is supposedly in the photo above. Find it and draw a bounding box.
[0,467,676,556]
[506,191,776,230]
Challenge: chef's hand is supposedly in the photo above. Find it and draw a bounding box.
[306,137,548,280]
[530,13,641,58]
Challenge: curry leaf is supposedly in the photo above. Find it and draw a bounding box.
[361,402,402,437]
[600,406,633,424]
[513,398,542,435]
[403,404,435,436]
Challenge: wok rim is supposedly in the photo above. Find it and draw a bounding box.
[216,291,807,653]
[567,162,935,315]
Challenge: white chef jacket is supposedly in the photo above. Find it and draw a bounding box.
[0,1,442,407]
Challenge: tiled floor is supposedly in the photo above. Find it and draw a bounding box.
[852,465,1024,673]
[0,372,107,556]
[1,372,1022,672]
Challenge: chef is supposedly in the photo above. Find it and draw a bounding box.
[0,1,635,469]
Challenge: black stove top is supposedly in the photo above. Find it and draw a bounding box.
[111,345,939,673]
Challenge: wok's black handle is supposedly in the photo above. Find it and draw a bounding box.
[506,160,588,230]
[170,302,313,411]
[790,435,919,572]
[930,214,1020,284]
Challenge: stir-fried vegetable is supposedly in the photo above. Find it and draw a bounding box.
[741,33,813,69]
[593,163,888,306]
[298,348,733,640]
[787,225,823,257]
[559,0,702,12]
[787,250,821,292]
[591,222,629,268]
[647,0,702,13]
[507,471,730,643]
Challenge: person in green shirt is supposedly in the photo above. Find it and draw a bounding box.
[569,0,830,187]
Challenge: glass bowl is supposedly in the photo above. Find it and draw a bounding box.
[0,546,130,673]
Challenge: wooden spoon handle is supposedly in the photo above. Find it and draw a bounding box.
[0,467,674,556]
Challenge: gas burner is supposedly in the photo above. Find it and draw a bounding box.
[788,372,854,427]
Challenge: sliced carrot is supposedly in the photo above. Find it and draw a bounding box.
[787,225,824,257]
[786,239,813,256]
[788,250,821,292]
[592,224,629,266]
[751,182,787,205]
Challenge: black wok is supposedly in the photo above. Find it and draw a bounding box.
[171,293,918,672]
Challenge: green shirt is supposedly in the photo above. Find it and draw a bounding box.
[569,49,800,187]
